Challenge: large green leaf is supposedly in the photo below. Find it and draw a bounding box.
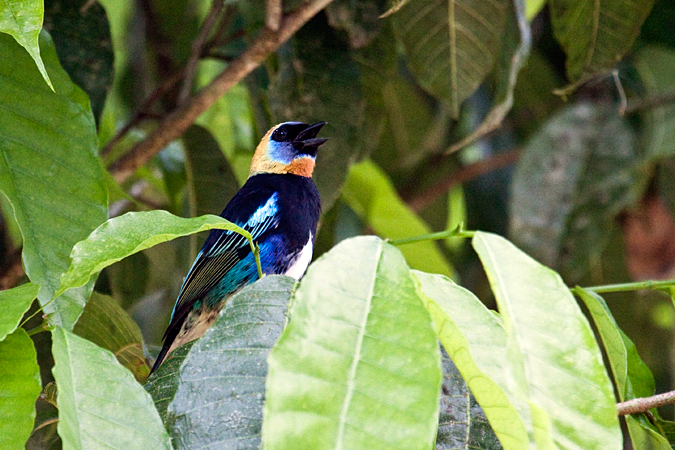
[342,159,455,278]
[472,231,621,450]
[575,288,670,450]
[391,0,510,118]
[262,236,442,450]
[413,271,528,450]
[51,326,171,450]
[509,103,638,281]
[267,18,366,210]
[436,347,503,450]
[550,0,654,85]
[73,292,149,382]
[0,31,108,329]
[43,0,114,122]
[56,211,253,297]
[0,282,39,341]
[0,329,41,450]
[155,276,294,449]
[0,0,53,89]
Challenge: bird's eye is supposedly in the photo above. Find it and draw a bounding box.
[271,127,288,142]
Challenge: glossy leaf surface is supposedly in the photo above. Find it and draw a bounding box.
[57,211,252,297]
[263,236,442,450]
[0,32,107,329]
[0,0,53,88]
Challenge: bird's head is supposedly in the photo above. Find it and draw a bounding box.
[249,121,328,178]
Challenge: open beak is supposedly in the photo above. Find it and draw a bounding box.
[293,122,328,156]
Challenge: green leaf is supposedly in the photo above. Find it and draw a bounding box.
[0,0,53,89]
[43,0,114,122]
[0,31,108,329]
[575,288,670,450]
[73,292,149,382]
[145,342,195,423]
[509,103,638,281]
[472,231,621,450]
[267,19,366,210]
[634,45,675,160]
[158,276,294,449]
[413,271,528,450]
[0,282,39,341]
[56,211,254,297]
[342,159,456,278]
[262,236,442,450]
[550,0,654,85]
[51,326,171,450]
[391,0,510,118]
[0,328,41,450]
[436,347,503,449]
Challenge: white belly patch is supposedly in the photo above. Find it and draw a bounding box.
[284,233,313,280]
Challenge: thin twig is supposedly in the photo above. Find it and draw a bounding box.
[406,149,520,212]
[108,0,335,184]
[624,92,675,115]
[178,0,226,106]
[617,390,675,415]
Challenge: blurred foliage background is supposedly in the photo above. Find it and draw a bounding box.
[3,0,675,434]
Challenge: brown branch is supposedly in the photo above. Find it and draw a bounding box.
[177,0,226,106]
[108,0,334,184]
[100,70,185,158]
[266,0,282,31]
[617,390,675,416]
[407,149,520,212]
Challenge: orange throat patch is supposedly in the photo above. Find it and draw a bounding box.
[286,157,315,177]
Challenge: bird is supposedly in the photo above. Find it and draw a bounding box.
[151,121,327,373]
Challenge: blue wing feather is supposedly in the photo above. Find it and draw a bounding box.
[167,192,280,329]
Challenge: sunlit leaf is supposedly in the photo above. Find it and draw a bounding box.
[0,32,107,330]
[0,282,39,341]
[509,103,638,281]
[51,326,171,450]
[413,271,528,450]
[342,159,456,278]
[550,0,654,87]
[473,231,621,450]
[263,236,442,449]
[575,288,670,450]
[0,1,53,89]
[149,276,294,449]
[0,329,41,450]
[73,292,149,382]
[391,0,510,118]
[56,211,253,297]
